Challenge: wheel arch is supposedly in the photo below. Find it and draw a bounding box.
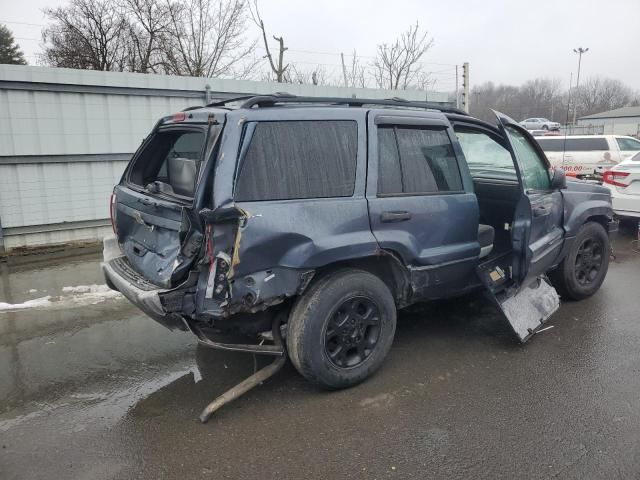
[307,250,411,307]
[584,214,610,231]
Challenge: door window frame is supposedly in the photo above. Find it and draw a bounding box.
[371,118,468,198]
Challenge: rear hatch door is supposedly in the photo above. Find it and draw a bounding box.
[114,120,221,288]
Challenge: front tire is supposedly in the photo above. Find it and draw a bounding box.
[542,124,549,130]
[549,222,610,300]
[287,269,397,389]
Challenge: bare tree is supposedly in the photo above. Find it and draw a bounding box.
[287,64,328,85]
[163,0,255,77]
[122,0,176,73]
[345,50,367,88]
[41,0,130,71]
[249,0,288,82]
[519,78,562,119]
[574,77,634,118]
[373,22,433,90]
[468,76,639,124]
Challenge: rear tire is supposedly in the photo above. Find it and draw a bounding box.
[287,269,397,389]
[549,222,610,300]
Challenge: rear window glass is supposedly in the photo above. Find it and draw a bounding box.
[536,137,609,152]
[377,126,463,195]
[129,129,205,198]
[235,120,357,201]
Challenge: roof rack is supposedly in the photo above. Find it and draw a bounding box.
[205,95,257,107]
[237,94,467,115]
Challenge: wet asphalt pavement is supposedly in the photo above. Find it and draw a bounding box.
[1,225,639,480]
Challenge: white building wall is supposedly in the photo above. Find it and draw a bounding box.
[577,116,640,136]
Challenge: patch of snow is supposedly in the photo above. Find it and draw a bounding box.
[0,284,124,312]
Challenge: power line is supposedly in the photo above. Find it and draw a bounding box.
[0,20,45,27]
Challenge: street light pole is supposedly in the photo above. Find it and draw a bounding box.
[572,47,589,127]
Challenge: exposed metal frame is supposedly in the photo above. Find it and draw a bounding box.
[194,317,287,423]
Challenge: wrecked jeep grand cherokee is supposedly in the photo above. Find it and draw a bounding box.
[103,95,616,417]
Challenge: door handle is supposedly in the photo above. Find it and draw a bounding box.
[381,211,412,223]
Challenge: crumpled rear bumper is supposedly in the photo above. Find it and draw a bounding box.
[101,235,187,331]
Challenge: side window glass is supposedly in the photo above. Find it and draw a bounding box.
[395,127,463,193]
[506,126,551,190]
[377,127,403,194]
[617,137,640,151]
[235,120,357,201]
[456,131,516,177]
[377,126,463,195]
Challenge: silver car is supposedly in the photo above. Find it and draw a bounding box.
[520,117,561,131]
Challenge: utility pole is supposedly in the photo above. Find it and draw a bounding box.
[340,52,349,88]
[455,65,459,108]
[572,47,589,126]
[461,62,470,113]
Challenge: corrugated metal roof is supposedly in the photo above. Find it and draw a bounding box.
[579,106,640,120]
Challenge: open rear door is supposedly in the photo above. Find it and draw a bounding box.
[476,111,562,342]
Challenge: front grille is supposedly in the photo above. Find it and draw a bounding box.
[110,256,161,291]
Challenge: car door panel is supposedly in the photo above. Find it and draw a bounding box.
[494,111,564,285]
[366,111,480,300]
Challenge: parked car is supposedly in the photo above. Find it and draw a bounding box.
[602,152,640,218]
[102,95,616,395]
[535,134,640,178]
[520,118,561,131]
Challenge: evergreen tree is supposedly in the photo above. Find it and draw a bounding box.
[0,24,27,65]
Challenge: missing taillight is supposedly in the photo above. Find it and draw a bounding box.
[603,171,630,187]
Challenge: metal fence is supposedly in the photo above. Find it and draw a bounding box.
[0,65,449,252]
[560,124,606,136]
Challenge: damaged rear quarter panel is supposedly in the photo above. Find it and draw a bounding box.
[206,108,379,313]
[232,199,379,277]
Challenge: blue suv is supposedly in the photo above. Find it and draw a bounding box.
[103,95,616,397]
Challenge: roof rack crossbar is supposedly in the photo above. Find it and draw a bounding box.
[205,95,257,107]
[239,95,467,115]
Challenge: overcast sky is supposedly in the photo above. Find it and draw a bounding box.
[2,0,639,91]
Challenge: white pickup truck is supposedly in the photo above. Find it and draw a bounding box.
[535,135,640,177]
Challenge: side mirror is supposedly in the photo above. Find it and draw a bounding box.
[550,167,567,190]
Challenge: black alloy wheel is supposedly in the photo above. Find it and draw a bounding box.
[574,238,604,286]
[323,296,381,369]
